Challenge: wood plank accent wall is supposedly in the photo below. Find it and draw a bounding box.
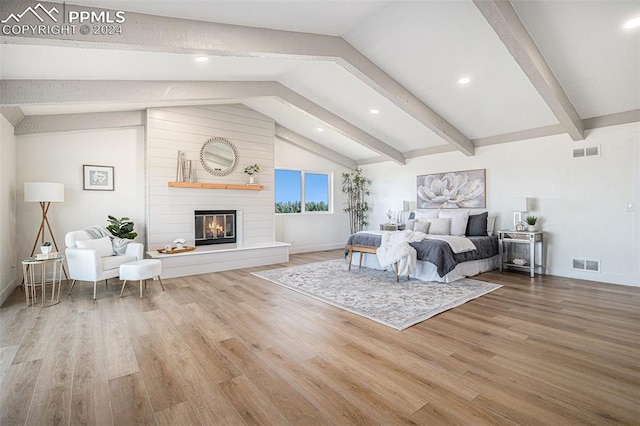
[146,105,275,249]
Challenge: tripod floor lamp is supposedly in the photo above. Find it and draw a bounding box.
[24,182,68,279]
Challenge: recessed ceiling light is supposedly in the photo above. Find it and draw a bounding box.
[369,109,380,114]
[195,56,209,63]
[458,77,471,85]
[316,127,324,132]
[623,16,640,30]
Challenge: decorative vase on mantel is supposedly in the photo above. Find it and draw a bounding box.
[249,176,255,185]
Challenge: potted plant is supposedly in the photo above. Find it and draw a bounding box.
[40,241,52,254]
[106,215,138,239]
[341,168,372,234]
[244,164,260,184]
[525,215,539,232]
[386,209,393,224]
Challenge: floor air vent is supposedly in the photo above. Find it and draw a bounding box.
[572,258,600,272]
[573,146,600,158]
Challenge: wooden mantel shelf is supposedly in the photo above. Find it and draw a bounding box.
[168,182,264,191]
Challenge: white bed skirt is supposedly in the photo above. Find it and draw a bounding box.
[348,253,499,283]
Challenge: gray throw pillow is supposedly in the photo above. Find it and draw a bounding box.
[414,220,430,234]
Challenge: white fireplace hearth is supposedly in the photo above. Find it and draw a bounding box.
[147,241,290,279]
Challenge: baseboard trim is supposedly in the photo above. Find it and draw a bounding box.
[288,243,345,254]
[0,277,19,307]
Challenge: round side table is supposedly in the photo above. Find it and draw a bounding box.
[21,255,65,307]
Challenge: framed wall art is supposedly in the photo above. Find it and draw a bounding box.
[83,165,114,191]
[417,168,486,209]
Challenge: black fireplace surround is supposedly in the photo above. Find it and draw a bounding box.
[194,210,236,246]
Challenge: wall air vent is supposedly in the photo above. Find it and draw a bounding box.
[572,258,600,272]
[572,146,600,158]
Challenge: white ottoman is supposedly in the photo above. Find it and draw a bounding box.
[119,259,165,298]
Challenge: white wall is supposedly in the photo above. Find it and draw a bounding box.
[362,122,639,286]
[15,127,146,263]
[146,105,276,249]
[0,116,18,305]
[274,138,353,253]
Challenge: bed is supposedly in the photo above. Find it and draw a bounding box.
[345,211,500,282]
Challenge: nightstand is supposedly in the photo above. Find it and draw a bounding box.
[379,223,406,231]
[498,230,545,277]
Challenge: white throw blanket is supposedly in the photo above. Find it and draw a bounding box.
[376,230,428,276]
[375,230,477,277]
[85,225,131,255]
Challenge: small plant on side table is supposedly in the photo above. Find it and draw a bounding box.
[40,241,52,254]
[525,215,539,232]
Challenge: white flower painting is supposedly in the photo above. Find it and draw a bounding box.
[417,169,485,209]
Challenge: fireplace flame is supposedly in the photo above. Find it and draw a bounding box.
[207,220,225,237]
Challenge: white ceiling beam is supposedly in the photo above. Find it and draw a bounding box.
[0,80,278,105]
[473,0,584,141]
[275,125,357,170]
[0,107,25,127]
[14,111,145,135]
[338,41,474,156]
[275,84,405,165]
[1,79,404,163]
[0,1,472,155]
[582,109,640,130]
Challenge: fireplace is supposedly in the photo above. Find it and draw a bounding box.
[194,210,236,246]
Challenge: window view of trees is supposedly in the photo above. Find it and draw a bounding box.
[275,169,330,214]
[275,200,301,213]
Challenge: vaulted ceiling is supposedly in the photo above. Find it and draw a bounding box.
[1,0,639,166]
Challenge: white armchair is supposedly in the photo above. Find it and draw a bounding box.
[65,228,143,299]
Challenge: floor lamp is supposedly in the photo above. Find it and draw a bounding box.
[24,182,69,279]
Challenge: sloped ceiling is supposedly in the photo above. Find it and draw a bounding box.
[1,0,638,166]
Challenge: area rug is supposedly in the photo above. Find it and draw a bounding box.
[252,259,502,330]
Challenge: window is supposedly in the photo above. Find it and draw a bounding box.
[275,169,331,214]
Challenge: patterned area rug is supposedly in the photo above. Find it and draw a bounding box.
[252,259,502,330]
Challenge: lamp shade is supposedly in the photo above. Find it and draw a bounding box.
[512,197,530,212]
[24,182,64,203]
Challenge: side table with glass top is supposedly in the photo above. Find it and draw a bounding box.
[21,255,65,307]
[498,230,544,278]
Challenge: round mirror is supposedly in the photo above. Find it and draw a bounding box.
[200,137,238,176]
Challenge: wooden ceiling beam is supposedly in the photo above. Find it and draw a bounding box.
[474,0,584,141]
[0,1,472,156]
[275,124,358,170]
[0,79,405,164]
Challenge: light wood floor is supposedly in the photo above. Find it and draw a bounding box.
[1,249,639,425]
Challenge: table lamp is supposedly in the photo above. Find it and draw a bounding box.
[512,197,530,230]
[24,182,68,278]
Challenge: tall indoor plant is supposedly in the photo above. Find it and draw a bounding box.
[341,168,372,234]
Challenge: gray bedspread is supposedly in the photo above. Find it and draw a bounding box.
[346,232,499,277]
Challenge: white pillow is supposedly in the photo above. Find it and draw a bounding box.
[439,209,470,237]
[487,216,497,236]
[427,217,451,235]
[76,236,114,257]
[414,210,439,220]
[414,220,430,234]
